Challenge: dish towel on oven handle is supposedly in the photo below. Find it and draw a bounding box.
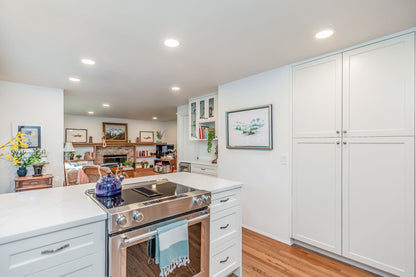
[155,219,190,277]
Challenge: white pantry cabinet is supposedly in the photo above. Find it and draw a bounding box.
[292,32,415,277]
[343,33,414,137]
[292,54,342,138]
[342,137,414,276]
[189,93,218,140]
[292,138,341,254]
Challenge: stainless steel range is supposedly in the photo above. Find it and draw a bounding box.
[86,178,211,277]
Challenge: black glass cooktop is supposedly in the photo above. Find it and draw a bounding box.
[91,181,196,210]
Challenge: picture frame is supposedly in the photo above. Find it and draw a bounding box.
[18,125,41,148]
[65,128,88,143]
[139,131,154,143]
[226,104,273,150]
[103,122,128,142]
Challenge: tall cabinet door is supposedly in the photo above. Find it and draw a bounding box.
[292,138,342,254]
[292,54,342,138]
[342,137,414,276]
[343,33,414,137]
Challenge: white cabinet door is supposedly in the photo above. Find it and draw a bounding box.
[292,138,342,254]
[342,137,414,276]
[343,33,414,137]
[292,54,342,138]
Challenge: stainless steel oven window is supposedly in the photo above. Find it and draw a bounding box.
[109,210,210,277]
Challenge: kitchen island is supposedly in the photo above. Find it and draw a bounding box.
[0,172,242,277]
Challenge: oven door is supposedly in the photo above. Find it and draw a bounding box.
[109,209,210,277]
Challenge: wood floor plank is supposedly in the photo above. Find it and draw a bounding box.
[238,228,379,277]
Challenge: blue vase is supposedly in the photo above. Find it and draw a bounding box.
[17,167,27,177]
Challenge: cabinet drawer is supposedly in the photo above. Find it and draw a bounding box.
[0,221,105,276]
[27,251,104,277]
[192,164,217,176]
[211,189,241,213]
[210,239,239,277]
[211,207,238,248]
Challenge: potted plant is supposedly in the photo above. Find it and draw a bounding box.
[76,154,82,160]
[1,132,32,177]
[124,161,132,168]
[29,148,47,177]
[156,130,165,143]
[69,152,75,160]
[207,130,215,153]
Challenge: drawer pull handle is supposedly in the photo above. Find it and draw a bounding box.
[41,243,70,255]
[201,168,206,170]
[30,182,39,185]
[220,224,229,230]
[220,198,229,203]
[220,256,229,264]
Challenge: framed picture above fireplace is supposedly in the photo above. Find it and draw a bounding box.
[139,131,154,143]
[103,122,128,142]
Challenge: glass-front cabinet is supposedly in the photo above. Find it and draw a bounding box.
[190,101,197,139]
[189,93,217,140]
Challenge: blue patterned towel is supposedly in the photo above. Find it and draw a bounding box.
[155,220,190,277]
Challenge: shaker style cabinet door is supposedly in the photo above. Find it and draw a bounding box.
[342,33,414,137]
[342,137,414,276]
[292,138,342,254]
[292,54,342,138]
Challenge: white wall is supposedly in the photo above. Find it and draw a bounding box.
[217,66,292,244]
[0,81,64,193]
[64,115,177,146]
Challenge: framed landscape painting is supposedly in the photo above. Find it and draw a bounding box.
[65,128,87,143]
[139,131,154,143]
[226,104,273,150]
[103,122,128,142]
[18,125,41,148]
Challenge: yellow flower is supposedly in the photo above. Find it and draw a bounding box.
[6,153,11,160]
[31,132,35,136]
[22,136,28,141]
[11,144,18,150]
[9,139,13,144]
[21,143,28,148]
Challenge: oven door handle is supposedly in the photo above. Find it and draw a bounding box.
[120,213,209,247]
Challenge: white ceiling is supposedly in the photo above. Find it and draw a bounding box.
[1,0,415,121]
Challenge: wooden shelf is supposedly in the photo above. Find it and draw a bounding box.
[64,159,95,162]
[71,142,166,147]
[136,155,156,158]
[135,167,154,171]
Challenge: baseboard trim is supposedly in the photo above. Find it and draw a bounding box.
[242,224,292,246]
[293,240,394,277]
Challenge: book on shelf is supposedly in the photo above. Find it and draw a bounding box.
[198,126,214,139]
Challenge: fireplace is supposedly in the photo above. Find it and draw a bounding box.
[103,154,127,166]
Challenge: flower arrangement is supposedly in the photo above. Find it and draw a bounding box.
[0,132,30,166]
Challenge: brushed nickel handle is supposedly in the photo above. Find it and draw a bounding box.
[343,142,347,145]
[343,130,347,134]
[336,130,340,134]
[220,198,230,203]
[336,141,340,145]
[220,224,230,230]
[200,168,206,170]
[220,256,229,264]
[41,243,70,255]
[30,182,39,185]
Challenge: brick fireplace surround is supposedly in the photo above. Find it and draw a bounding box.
[95,146,135,165]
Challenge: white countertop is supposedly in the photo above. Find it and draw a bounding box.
[180,160,218,167]
[0,172,241,245]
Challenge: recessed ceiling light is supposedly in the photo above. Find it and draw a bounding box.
[69,77,80,82]
[171,86,180,91]
[164,39,180,48]
[152,116,158,120]
[88,111,94,114]
[102,103,110,107]
[315,29,334,39]
[81,58,95,65]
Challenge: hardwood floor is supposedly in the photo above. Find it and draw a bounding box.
[239,228,378,277]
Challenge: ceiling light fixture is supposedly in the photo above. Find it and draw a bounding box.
[102,103,110,107]
[171,86,180,91]
[81,58,95,65]
[88,111,94,115]
[315,29,334,39]
[69,77,80,82]
[152,117,158,120]
[164,39,180,48]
